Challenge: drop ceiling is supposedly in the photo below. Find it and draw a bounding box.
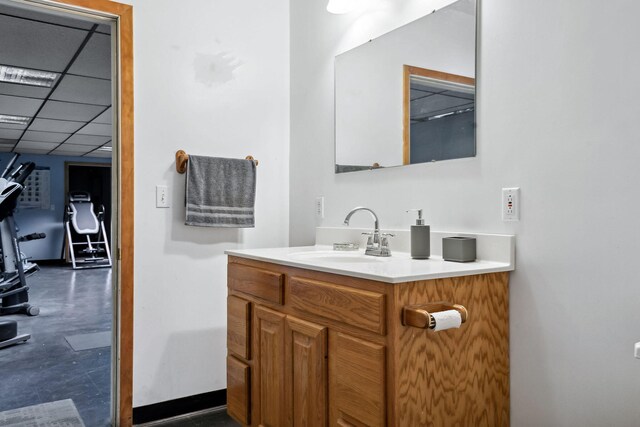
[410,79,475,124]
[0,3,112,158]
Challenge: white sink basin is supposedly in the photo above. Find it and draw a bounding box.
[288,250,390,264]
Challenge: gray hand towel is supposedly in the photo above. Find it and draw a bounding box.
[185,155,256,227]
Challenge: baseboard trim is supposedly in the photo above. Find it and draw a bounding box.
[132,389,226,424]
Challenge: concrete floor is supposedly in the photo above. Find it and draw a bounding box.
[0,266,112,426]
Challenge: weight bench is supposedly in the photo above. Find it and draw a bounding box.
[64,192,112,269]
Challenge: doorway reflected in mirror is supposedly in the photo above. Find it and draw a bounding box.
[403,65,475,165]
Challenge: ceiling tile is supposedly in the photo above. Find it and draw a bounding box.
[50,150,89,157]
[0,82,52,99]
[16,148,51,155]
[0,4,95,30]
[411,94,474,118]
[96,24,112,35]
[92,107,112,124]
[22,130,70,143]
[0,128,23,139]
[68,33,111,80]
[38,100,105,121]
[0,94,43,116]
[0,15,87,72]
[50,75,111,106]
[86,150,112,158]
[29,118,84,133]
[0,122,27,130]
[66,134,110,146]
[15,140,58,150]
[77,123,111,137]
[51,143,92,155]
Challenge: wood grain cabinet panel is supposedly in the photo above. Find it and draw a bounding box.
[330,332,386,427]
[227,258,510,427]
[289,276,386,335]
[285,317,328,427]
[227,356,250,425]
[229,263,284,304]
[228,296,251,360]
[254,306,286,427]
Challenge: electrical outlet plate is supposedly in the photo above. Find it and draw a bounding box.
[315,196,324,219]
[502,187,520,221]
[156,185,169,208]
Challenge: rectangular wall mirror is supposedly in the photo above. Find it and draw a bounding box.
[334,0,477,173]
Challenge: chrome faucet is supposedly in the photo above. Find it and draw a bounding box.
[343,207,393,257]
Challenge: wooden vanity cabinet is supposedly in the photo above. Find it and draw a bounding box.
[226,256,509,427]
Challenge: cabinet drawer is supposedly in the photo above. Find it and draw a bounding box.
[227,356,250,425]
[228,263,284,305]
[289,276,386,335]
[227,296,251,360]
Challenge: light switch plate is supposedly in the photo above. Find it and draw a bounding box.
[156,185,169,208]
[635,342,640,359]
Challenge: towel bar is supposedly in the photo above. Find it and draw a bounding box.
[175,150,258,174]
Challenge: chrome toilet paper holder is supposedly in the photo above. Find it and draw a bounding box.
[402,302,468,330]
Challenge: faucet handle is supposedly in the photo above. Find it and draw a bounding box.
[380,235,393,256]
[381,233,395,237]
[361,232,374,248]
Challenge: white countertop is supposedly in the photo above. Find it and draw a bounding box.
[225,244,514,284]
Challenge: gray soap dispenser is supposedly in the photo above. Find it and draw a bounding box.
[407,209,430,259]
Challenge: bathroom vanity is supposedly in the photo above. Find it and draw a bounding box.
[225,230,513,427]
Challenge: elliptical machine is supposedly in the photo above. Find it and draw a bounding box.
[0,154,45,318]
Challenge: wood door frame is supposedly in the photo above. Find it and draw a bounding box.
[16,0,135,425]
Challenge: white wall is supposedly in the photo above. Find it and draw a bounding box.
[291,0,640,425]
[127,0,289,407]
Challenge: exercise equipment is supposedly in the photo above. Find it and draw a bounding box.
[0,319,30,349]
[64,191,112,269]
[0,154,44,318]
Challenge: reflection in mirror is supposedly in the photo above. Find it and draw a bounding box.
[403,66,475,164]
[334,0,476,173]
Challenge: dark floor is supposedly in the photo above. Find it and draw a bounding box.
[139,408,239,427]
[0,266,112,426]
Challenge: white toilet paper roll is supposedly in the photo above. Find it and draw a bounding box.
[432,309,462,331]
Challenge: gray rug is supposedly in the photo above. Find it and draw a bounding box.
[64,331,111,351]
[0,399,85,426]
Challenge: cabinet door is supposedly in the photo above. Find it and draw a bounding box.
[227,356,251,425]
[330,332,386,427]
[285,316,328,427]
[254,305,286,427]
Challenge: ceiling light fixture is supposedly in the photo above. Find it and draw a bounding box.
[0,65,58,87]
[326,0,361,14]
[0,114,31,125]
[96,146,112,152]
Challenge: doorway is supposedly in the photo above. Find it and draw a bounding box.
[0,0,133,425]
[65,162,112,259]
